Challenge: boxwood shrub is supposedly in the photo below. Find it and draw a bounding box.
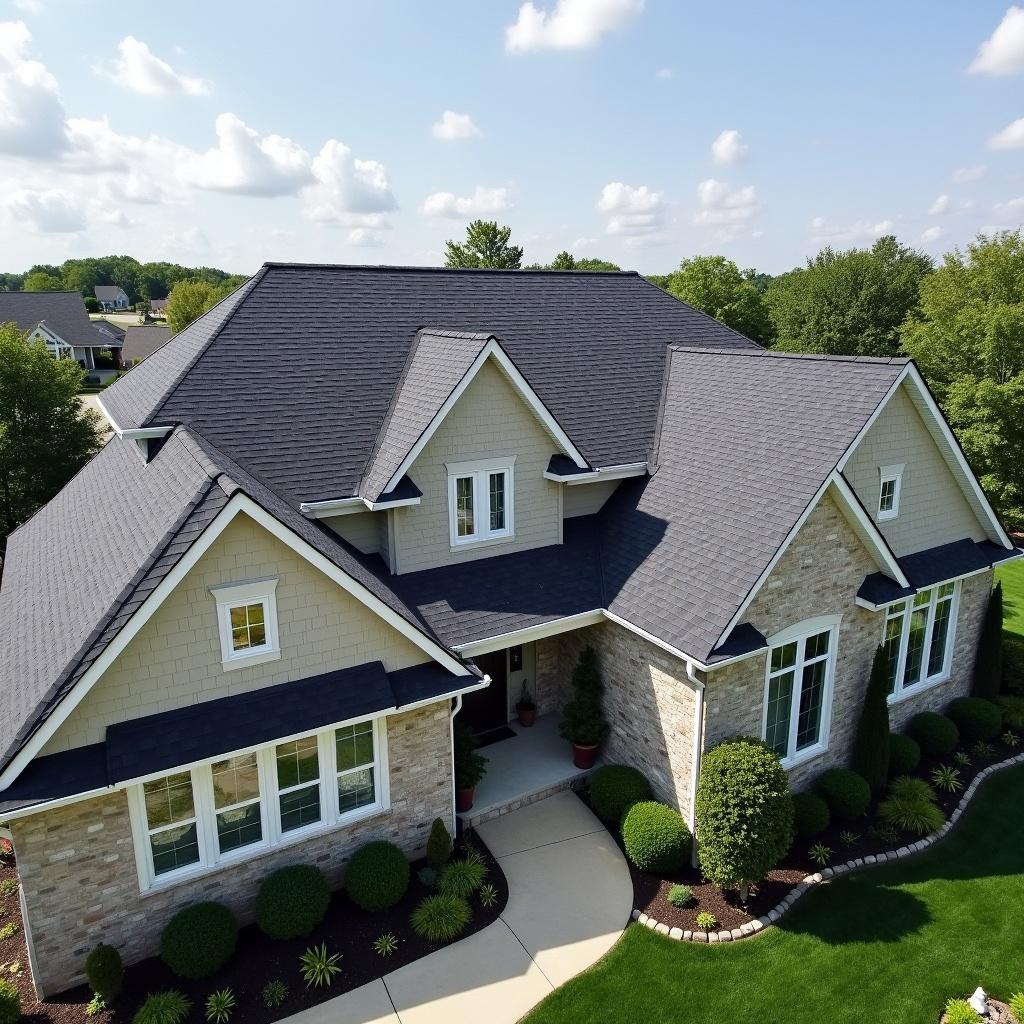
[256,865,330,940]
[621,801,691,873]
[589,764,651,822]
[160,902,237,980]
[946,697,1002,742]
[345,841,410,912]
[792,791,830,838]
[888,733,921,778]
[995,694,1024,730]
[85,942,123,1001]
[907,712,960,757]
[814,768,871,821]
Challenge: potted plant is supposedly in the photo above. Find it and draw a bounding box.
[516,682,537,728]
[454,721,488,812]
[559,646,609,769]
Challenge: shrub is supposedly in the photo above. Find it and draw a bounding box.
[262,980,288,1009]
[695,911,717,931]
[299,944,342,988]
[666,884,694,908]
[160,903,237,980]
[559,646,609,747]
[946,697,1002,742]
[133,991,190,1024]
[426,818,453,869]
[85,942,123,1001]
[971,581,1002,699]
[453,721,488,790]
[931,765,963,793]
[907,713,959,758]
[809,842,831,866]
[0,979,18,1024]
[589,765,651,822]
[792,792,830,838]
[1009,992,1024,1023]
[879,777,944,836]
[972,740,995,760]
[944,998,981,1024]
[814,768,871,821]
[995,694,1024,729]
[0,879,15,899]
[205,989,235,1024]
[479,883,498,907]
[888,776,936,805]
[1005,730,1020,748]
[410,894,471,943]
[256,865,330,940]
[86,994,106,1018]
[439,857,487,899]
[696,737,793,901]
[839,830,859,847]
[888,733,921,777]
[373,933,399,956]
[621,801,692,874]
[345,841,410,912]
[417,866,437,890]
[853,645,891,794]
[0,923,17,941]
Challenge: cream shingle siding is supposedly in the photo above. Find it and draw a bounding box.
[42,513,429,753]
[562,479,619,518]
[391,358,561,574]
[844,384,987,556]
[323,510,382,555]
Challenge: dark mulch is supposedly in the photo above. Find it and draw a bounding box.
[6,831,507,1024]
[585,732,1020,933]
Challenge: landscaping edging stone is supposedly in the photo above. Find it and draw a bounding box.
[631,751,1024,944]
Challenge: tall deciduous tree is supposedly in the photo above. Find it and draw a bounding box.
[165,277,247,333]
[23,271,64,292]
[765,235,932,357]
[444,221,523,269]
[0,324,102,545]
[853,645,891,795]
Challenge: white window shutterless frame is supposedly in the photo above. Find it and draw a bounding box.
[881,581,958,701]
[878,464,905,521]
[210,578,281,671]
[446,457,516,547]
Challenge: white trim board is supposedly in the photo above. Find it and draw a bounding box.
[543,462,648,485]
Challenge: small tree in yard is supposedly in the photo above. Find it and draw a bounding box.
[695,737,794,904]
[973,582,1003,699]
[853,645,891,795]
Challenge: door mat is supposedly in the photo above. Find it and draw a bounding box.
[476,725,517,748]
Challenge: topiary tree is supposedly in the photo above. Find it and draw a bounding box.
[853,645,891,795]
[85,942,123,1002]
[695,737,794,903]
[426,817,453,870]
[973,582,1003,698]
[558,646,609,748]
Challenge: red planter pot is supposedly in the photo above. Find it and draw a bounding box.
[455,787,476,813]
[517,706,537,728]
[571,742,599,770]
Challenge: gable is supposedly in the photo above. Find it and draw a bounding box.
[42,512,430,754]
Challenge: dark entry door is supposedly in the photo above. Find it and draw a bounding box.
[460,650,508,736]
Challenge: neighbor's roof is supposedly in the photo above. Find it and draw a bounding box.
[93,318,127,340]
[94,285,127,301]
[0,290,109,349]
[122,325,172,363]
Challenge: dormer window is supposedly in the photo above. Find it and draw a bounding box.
[878,464,904,521]
[447,457,515,546]
[211,578,281,671]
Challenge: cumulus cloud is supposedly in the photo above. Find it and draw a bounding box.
[952,164,986,182]
[969,6,1024,75]
[0,20,69,157]
[809,215,893,243]
[921,225,945,243]
[929,194,951,215]
[4,186,83,231]
[347,227,384,247]
[13,0,42,13]
[505,0,643,53]
[99,36,210,97]
[421,184,511,218]
[995,195,1024,212]
[431,110,481,140]
[694,178,758,225]
[988,116,1024,149]
[302,139,398,227]
[711,129,748,166]
[596,181,664,238]
[656,67,673,79]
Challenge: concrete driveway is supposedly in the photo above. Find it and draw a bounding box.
[283,791,631,1024]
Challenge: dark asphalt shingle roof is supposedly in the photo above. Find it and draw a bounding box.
[0,290,109,349]
[94,286,127,302]
[122,325,172,363]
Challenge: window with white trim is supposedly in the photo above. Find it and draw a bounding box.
[129,716,388,890]
[211,579,281,670]
[763,619,839,766]
[878,464,904,521]
[447,458,515,546]
[882,582,958,698]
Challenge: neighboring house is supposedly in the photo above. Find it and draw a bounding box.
[94,285,130,311]
[121,324,171,365]
[0,264,1016,998]
[92,318,127,346]
[149,297,169,317]
[0,290,122,370]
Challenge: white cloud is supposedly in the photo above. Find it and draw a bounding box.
[4,186,83,231]
[995,195,1024,212]
[952,164,986,182]
[929,194,951,215]
[711,129,748,166]
[988,116,1024,149]
[0,20,69,157]
[302,139,397,228]
[694,178,758,225]
[655,67,673,79]
[12,0,42,13]
[921,225,945,243]
[505,0,643,53]
[421,184,511,219]
[99,36,210,97]
[969,6,1024,75]
[809,215,893,243]
[347,227,384,247]
[431,110,481,140]
[596,181,664,237]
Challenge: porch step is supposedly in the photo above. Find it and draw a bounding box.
[460,762,600,828]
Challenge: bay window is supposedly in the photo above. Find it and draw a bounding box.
[447,457,515,546]
[882,582,957,699]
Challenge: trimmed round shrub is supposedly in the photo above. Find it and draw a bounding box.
[410,894,471,943]
[160,902,237,980]
[995,694,1024,730]
[792,792,830,838]
[695,738,794,899]
[589,764,652,823]
[946,697,1002,742]
[621,801,692,873]
[666,883,694,908]
[256,865,330,940]
[888,733,921,778]
[0,979,19,1024]
[85,942,123,1001]
[814,768,871,821]
[907,712,959,757]
[345,841,410,913]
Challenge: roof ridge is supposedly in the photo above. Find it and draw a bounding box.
[667,345,910,365]
[260,261,641,277]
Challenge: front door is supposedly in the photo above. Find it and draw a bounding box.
[460,650,509,736]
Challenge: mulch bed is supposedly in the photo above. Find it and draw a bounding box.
[2,830,507,1024]
[581,732,1021,933]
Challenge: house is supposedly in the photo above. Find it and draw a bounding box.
[0,264,1017,998]
[92,318,127,346]
[149,297,169,317]
[0,290,122,370]
[121,324,171,365]
[94,285,130,311]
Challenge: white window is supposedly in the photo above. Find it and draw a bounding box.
[211,579,280,670]
[128,716,389,891]
[447,457,515,547]
[878,464,904,521]
[763,617,839,767]
[882,582,958,700]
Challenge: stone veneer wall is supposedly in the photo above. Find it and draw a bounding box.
[13,703,452,998]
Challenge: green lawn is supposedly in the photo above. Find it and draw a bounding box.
[525,764,1024,1024]
[998,558,1024,640]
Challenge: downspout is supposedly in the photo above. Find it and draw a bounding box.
[449,693,463,835]
[685,660,706,869]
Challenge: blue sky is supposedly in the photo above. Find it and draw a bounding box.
[1,0,1022,275]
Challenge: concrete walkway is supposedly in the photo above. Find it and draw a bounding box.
[283,791,631,1024]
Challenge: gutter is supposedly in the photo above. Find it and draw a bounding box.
[542,462,648,485]
[300,494,422,518]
